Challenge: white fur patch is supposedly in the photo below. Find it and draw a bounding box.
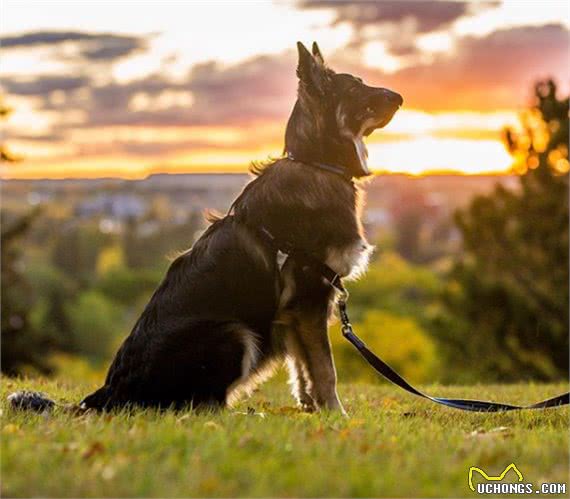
[326,239,373,280]
[276,250,288,271]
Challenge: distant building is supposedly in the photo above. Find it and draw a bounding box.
[75,194,147,220]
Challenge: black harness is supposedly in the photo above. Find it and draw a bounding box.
[259,161,570,412]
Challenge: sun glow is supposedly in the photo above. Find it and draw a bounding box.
[368,137,513,175]
[3,105,519,179]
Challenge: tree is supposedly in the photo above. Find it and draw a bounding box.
[0,210,57,374]
[1,99,56,374]
[0,100,21,163]
[433,80,569,381]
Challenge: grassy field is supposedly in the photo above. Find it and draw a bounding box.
[1,377,568,498]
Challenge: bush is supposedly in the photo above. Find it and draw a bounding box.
[96,267,162,306]
[65,291,123,362]
[332,310,438,384]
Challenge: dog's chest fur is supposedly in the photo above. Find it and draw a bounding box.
[234,159,370,281]
[325,238,372,280]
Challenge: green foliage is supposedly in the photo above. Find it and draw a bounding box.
[2,378,568,497]
[434,80,569,382]
[0,98,21,163]
[96,267,162,306]
[333,310,437,384]
[123,215,201,270]
[0,101,48,374]
[0,209,59,375]
[52,225,113,281]
[65,291,123,362]
[28,263,76,355]
[348,251,441,322]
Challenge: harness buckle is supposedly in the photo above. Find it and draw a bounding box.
[336,285,349,303]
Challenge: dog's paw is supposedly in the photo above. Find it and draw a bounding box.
[318,398,347,416]
[296,394,317,413]
[299,401,317,413]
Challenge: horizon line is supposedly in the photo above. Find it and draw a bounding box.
[2,167,516,182]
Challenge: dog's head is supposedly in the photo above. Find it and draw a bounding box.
[286,42,402,178]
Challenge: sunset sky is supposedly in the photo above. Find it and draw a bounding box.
[1,0,569,179]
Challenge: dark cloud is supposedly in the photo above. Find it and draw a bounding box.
[79,53,296,127]
[3,22,568,161]
[88,75,171,113]
[299,1,498,33]
[300,0,500,57]
[1,31,97,47]
[185,54,296,124]
[338,23,570,111]
[0,30,148,61]
[1,75,90,95]
[76,137,249,157]
[2,51,296,134]
[6,131,65,142]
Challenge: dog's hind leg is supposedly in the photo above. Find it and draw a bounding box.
[225,326,268,406]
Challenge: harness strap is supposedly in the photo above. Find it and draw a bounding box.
[258,227,342,289]
[258,225,570,412]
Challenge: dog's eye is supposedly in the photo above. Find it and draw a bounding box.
[366,106,374,114]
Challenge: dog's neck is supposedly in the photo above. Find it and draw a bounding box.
[284,100,368,178]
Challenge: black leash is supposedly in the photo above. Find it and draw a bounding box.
[258,226,570,412]
[336,287,569,412]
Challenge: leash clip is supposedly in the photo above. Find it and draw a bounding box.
[341,322,353,336]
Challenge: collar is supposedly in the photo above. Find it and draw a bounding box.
[286,152,352,181]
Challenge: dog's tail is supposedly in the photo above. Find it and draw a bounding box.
[7,390,59,412]
[7,387,109,412]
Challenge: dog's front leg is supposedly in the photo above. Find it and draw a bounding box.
[278,260,344,413]
[285,354,316,412]
[285,294,344,412]
[292,310,344,413]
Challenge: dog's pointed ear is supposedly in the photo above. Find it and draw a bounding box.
[312,41,324,64]
[296,41,329,95]
[296,41,313,76]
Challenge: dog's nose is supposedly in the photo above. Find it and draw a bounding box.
[383,89,403,106]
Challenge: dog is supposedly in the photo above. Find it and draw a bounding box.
[9,42,402,413]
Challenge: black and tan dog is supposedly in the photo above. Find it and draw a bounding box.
[9,42,402,413]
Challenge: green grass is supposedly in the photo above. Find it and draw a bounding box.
[1,377,568,498]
